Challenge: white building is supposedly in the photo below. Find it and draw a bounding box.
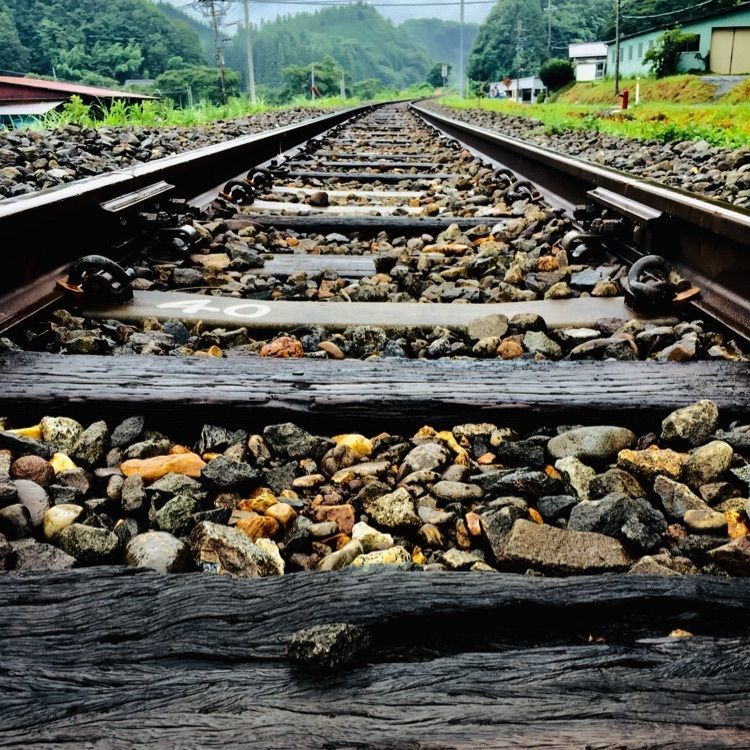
[568,42,608,81]
[489,76,546,103]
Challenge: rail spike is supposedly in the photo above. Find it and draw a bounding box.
[57,255,134,302]
[220,179,255,206]
[625,254,698,311]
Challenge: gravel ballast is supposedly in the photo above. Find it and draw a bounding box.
[424,103,750,208]
[1,401,750,579]
[0,107,342,201]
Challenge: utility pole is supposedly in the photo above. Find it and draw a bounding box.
[311,63,316,99]
[546,0,553,57]
[514,18,525,102]
[614,0,621,94]
[196,0,228,104]
[340,71,346,98]
[242,0,257,103]
[458,0,465,97]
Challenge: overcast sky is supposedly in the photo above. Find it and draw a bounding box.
[167,0,492,28]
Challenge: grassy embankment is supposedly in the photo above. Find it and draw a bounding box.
[34,82,432,130]
[442,75,750,148]
[38,95,362,129]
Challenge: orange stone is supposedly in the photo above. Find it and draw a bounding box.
[421,242,471,256]
[455,519,471,549]
[121,452,206,481]
[169,445,191,455]
[497,339,524,359]
[545,465,562,480]
[193,345,223,358]
[536,255,559,271]
[236,514,280,540]
[335,534,353,550]
[265,502,297,528]
[465,512,482,536]
[319,341,345,360]
[477,452,496,465]
[726,510,749,539]
[313,504,355,535]
[260,336,304,358]
[238,491,277,513]
[529,508,543,524]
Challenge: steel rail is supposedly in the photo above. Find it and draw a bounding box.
[0,102,389,298]
[412,102,750,341]
[0,101,416,332]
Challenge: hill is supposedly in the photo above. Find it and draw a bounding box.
[224,3,432,92]
[468,0,612,81]
[400,18,479,83]
[0,0,203,85]
[155,2,214,64]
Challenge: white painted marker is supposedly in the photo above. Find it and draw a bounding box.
[157,298,271,320]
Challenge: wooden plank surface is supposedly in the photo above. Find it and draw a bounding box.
[274,170,450,183]
[258,254,377,278]
[290,160,439,170]
[82,291,667,332]
[272,186,424,198]
[0,568,749,749]
[248,199,425,215]
[239,214,498,235]
[1,354,748,431]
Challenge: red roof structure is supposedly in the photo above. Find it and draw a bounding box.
[0,76,156,105]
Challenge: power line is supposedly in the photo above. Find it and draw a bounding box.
[622,0,715,19]
[216,0,498,6]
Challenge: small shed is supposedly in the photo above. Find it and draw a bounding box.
[569,42,608,81]
[489,77,546,103]
[0,76,156,127]
[607,1,750,76]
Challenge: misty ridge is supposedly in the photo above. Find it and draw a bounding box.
[0,0,731,103]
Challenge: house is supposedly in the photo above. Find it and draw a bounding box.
[489,76,546,103]
[607,1,750,76]
[0,76,156,127]
[568,42,608,81]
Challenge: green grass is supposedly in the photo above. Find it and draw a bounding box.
[556,75,716,105]
[440,95,750,149]
[36,94,365,130]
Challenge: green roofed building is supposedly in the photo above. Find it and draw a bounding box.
[607,1,750,76]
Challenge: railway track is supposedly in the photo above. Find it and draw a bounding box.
[1,100,750,747]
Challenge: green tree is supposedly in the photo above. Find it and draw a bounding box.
[154,65,240,104]
[467,0,546,81]
[643,26,699,77]
[5,0,203,82]
[539,58,574,90]
[426,63,451,87]
[0,0,29,73]
[56,41,144,83]
[352,77,383,99]
[281,55,342,98]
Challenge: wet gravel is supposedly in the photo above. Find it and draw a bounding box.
[424,103,750,208]
[8,106,747,362]
[0,107,341,201]
[2,400,750,578]
[10,305,745,363]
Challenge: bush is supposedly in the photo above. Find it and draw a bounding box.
[539,59,574,91]
[643,27,699,78]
